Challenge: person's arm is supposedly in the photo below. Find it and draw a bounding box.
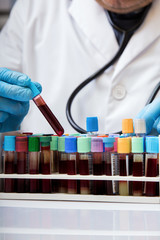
[135,97,160,134]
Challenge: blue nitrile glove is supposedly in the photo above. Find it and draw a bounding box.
[135,97,160,135]
[0,68,42,132]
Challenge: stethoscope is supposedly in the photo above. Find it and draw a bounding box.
[66,3,160,134]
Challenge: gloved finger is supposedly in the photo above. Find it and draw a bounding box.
[0,81,35,101]
[153,116,160,134]
[0,97,29,116]
[135,97,160,134]
[0,68,31,86]
[33,81,42,93]
[0,111,9,123]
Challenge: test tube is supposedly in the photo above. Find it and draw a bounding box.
[117,138,131,196]
[91,137,104,195]
[131,137,144,196]
[145,137,159,196]
[39,136,52,193]
[50,136,59,192]
[28,136,40,193]
[3,136,16,192]
[77,137,91,194]
[103,137,115,195]
[30,82,64,136]
[122,119,134,137]
[111,137,119,195]
[134,119,146,137]
[58,136,68,193]
[86,117,98,136]
[65,137,77,194]
[16,136,28,193]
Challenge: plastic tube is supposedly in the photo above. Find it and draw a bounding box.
[30,82,64,136]
[3,136,16,192]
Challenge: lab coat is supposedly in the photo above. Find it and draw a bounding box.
[0,0,160,134]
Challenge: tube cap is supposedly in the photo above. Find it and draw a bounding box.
[50,136,58,151]
[131,137,144,153]
[3,136,16,151]
[118,138,131,153]
[122,119,133,134]
[146,137,159,153]
[39,136,51,147]
[134,119,146,134]
[91,137,103,153]
[28,137,40,152]
[65,137,77,153]
[103,137,115,148]
[86,117,98,132]
[16,136,28,152]
[77,137,91,153]
[29,82,40,98]
[58,136,65,152]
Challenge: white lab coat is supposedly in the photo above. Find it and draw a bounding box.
[0,0,160,134]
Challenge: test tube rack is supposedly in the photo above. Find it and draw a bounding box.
[0,133,160,204]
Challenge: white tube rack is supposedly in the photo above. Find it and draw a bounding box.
[0,174,159,203]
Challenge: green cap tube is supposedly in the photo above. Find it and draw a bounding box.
[131,137,144,153]
[50,136,58,151]
[28,137,40,152]
[58,136,65,152]
[77,137,91,153]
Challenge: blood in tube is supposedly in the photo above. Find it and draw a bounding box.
[28,137,40,193]
[91,138,104,195]
[4,152,15,192]
[33,95,64,136]
[132,154,143,196]
[16,136,28,193]
[3,136,16,193]
[145,156,157,196]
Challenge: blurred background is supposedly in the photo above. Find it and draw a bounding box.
[0,0,16,30]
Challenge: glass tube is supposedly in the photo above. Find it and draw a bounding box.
[16,136,28,193]
[67,153,77,194]
[119,153,129,196]
[4,151,15,192]
[145,153,158,196]
[40,144,51,193]
[132,154,143,196]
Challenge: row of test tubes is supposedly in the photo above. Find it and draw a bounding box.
[1,118,159,196]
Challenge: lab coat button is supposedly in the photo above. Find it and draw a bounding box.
[112,85,126,100]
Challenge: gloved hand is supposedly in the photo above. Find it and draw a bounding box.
[135,97,160,134]
[0,68,42,132]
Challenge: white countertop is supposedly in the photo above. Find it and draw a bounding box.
[0,200,160,240]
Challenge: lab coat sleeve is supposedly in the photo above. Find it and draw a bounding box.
[0,0,25,72]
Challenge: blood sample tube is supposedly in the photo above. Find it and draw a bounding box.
[50,135,59,192]
[58,136,68,193]
[3,136,16,192]
[111,137,119,195]
[131,137,144,196]
[145,137,159,196]
[77,137,91,194]
[30,82,64,136]
[86,117,98,136]
[16,136,28,193]
[39,136,52,193]
[117,137,131,196]
[134,119,146,137]
[122,119,134,137]
[91,137,104,195]
[65,137,77,194]
[28,136,40,193]
[103,137,115,195]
